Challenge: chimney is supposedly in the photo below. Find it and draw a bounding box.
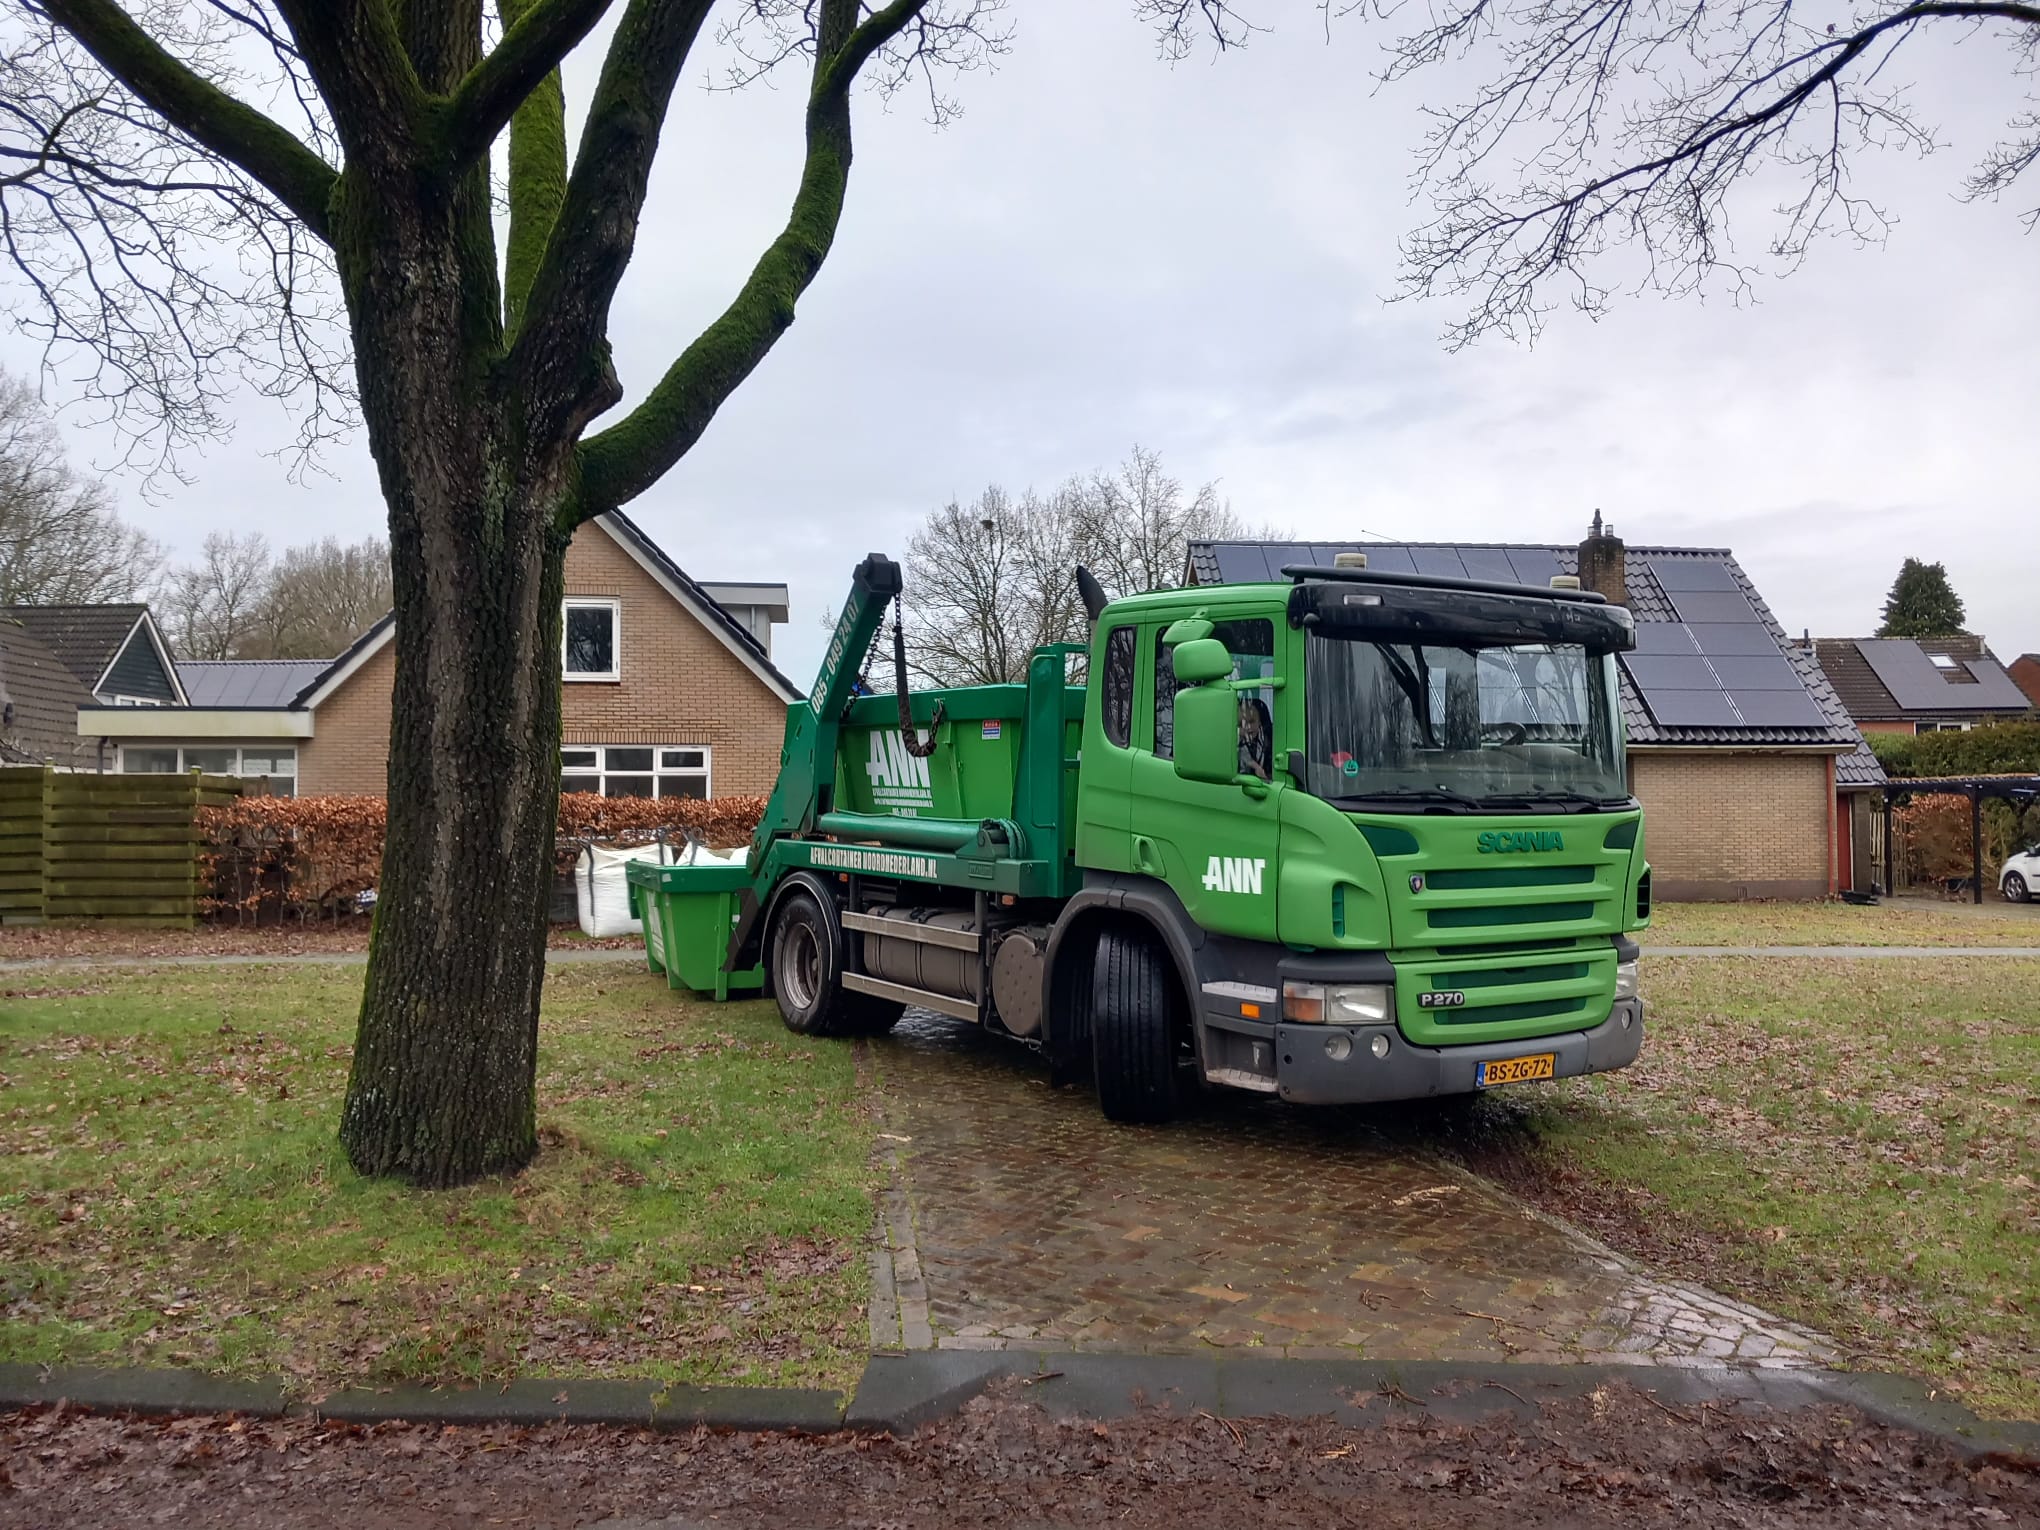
[1577,509,1627,607]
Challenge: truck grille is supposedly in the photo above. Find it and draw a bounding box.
[1394,945,1614,1045]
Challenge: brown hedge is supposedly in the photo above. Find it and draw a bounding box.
[198,793,765,921]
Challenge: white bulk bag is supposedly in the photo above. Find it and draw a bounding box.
[575,842,670,938]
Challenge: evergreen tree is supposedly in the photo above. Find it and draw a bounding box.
[1876,559,1967,639]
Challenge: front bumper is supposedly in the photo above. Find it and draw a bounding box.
[1263,997,1645,1105]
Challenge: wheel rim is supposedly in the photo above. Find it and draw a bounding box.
[779,916,822,1010]
[2010,875,2029,902]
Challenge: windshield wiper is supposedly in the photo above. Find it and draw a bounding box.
[1489,788,1630,810]
[1331,788,1485,811]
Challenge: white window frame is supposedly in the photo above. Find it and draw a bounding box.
[110,696,165,707]
[563,597,621,682]
[559,744,711,799]
[116,744,299,793]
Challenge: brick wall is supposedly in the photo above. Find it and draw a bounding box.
[296,638,395,794]
[1629,750,1834,900]
[295,522,788,798]
[1857,719,1916,735]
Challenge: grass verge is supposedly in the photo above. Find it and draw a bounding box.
[1453,956,2040,1418]
[1644,899,2038,948]
[0,964,877,1393]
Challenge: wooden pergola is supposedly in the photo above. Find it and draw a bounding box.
[1881,775,2040,903]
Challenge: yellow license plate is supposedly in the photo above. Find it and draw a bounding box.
[1477,1053,1556,1088]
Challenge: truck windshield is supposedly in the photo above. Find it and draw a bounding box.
[1304,633,1627,809]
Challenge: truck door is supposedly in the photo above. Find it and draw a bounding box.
[1073,623,1137,875]
[1126,618,1282,942]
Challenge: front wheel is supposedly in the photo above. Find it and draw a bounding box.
[2005,872,2030,904]
[1091,927,1185,1124]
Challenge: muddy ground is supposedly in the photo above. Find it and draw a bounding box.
[3,1382,2035,1529]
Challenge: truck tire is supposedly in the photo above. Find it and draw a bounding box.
[768,887,906,1038]
[770,888,856,1037]
[1091,926,1183,1124]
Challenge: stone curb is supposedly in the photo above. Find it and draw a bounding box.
[7,1356,2034,1461]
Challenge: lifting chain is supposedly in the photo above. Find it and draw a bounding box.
[891,596,944,758]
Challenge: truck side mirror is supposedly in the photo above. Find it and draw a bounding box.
[1170,638,1239,784]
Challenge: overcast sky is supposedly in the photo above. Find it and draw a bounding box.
[4,3,2034,687]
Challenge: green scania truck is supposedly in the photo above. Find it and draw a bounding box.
[631,551,1650,1123]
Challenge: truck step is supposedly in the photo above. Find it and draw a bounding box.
[842,971,978,1022]
[841,909,981,951]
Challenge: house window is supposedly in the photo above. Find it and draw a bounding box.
[564,598,620,681]
[560,745,710,798]
[1917,720,1974,733]
[1928,654,1959,671]
[110,696,165,707]
[118,745,298,793]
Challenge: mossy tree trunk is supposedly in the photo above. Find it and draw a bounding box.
[38,0,945,1186]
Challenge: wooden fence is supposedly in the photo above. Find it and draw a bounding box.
[0,766,242,927]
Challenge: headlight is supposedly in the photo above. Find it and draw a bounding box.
[1615,959,1639,1000]
[1282,981,1392,1024]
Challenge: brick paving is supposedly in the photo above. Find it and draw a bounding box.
[869,1012,1832,1369]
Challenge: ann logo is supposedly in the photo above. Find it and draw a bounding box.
[864,730,934,815]
[1201,856,1266,895]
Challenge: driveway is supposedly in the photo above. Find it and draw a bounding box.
[870,1013,1829,1368]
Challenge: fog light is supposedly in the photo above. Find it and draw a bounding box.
[1324,1033,1353,1062]
[1369,1033,1391,1059]
[1620,1010,1632,1029]
[1615,959,1640,1001]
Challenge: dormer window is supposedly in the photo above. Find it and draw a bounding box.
[563,598,620,681]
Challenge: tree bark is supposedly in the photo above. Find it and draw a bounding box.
[331,149,575,1186]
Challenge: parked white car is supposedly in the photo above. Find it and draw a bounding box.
[2002,846,2040,904]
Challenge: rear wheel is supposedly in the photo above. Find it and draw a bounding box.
[1091,927,1184,1124]
[2005,872,2030,904]
[771,888,905,1038]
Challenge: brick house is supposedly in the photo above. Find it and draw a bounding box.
[1813,636,2033,735]
[2013,653,2040,709]
[78,512,796,798]
[1187,524,1883,901]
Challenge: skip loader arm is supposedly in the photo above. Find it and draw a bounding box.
[725,553,902,970]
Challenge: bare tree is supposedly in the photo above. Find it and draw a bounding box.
[161,530,272,659]
[1367,0,2040,343]
[904,446,1273,686]
[0,369,162,604]
[1,0,1081,1188]
[244,536,392,659]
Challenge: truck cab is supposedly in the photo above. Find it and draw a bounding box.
[1047,559,1649,1117]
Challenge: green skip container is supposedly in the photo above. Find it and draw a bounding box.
[626,859,765,1001]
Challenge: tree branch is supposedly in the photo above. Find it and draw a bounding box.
[38,0,337,237]
[495,0,571,340]
[502,0,719,445]
[446,0,615,169]
[574,0,934,513]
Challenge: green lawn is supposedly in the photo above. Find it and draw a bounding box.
[1470,956,2040,1417]
[0,965,878,1393]
[1645,898,2039,948]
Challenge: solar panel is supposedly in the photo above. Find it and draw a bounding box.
[1411,546,1468,578]
[1647,557,1741,593]
[1362,544,1417,573]
[1637,689,1743,727]
[1669,589,1760,624]
[1211,545,1278,584]
[1623,655,1719,691]
[1457,547,1520,583]
[1706,655,1802,691]
[1504,549,1566,588]
[1629,624,1701,655]
[1683,623,1781,656]
[1727,690,1828,727]
[1855,639,2033,711]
